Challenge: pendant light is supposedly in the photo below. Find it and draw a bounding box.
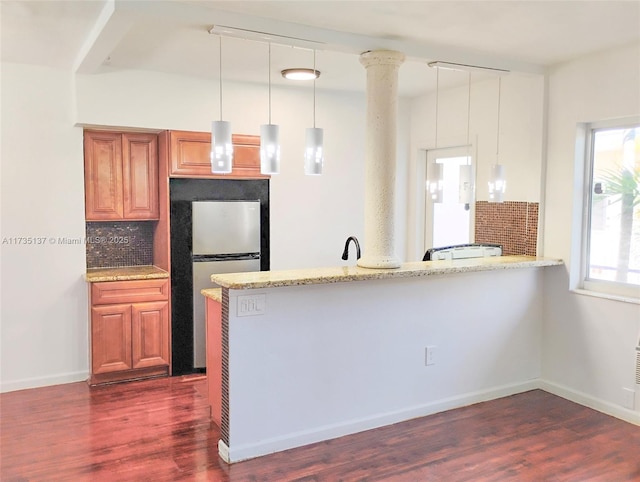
[459,72,474,210]
[304,50,323,176]
[426,65,444,203]
[211,36,233,174]
[260,43,280,175]
[489,77,506,202]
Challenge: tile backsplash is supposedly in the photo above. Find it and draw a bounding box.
[85,222,154,268]
[475,201,539,256]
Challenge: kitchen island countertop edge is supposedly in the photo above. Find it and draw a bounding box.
[210,255,563,289]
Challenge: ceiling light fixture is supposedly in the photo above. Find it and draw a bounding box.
[281,68,321,81]
[260,42,280,175]
[211,35,233,174]
[427,61,510,75]
[304,50,323,176]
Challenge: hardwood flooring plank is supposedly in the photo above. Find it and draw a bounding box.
[2,380,639,481]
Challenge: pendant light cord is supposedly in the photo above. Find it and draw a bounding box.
[268,43,272,124]
[434,66,439,149]
[219,36,223,121]
[466,71,471,165]
[313,50,316,128]
[496,76,501,165]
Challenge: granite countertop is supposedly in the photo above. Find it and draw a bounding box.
[210,255,563,290]
[201,288,223,302]
[85,265,169,282]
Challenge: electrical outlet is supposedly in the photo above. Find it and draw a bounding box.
[237,294,266,317]
[425,345,437,366]
[622,387,635,410]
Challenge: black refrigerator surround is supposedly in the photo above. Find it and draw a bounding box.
[170,178,269,375]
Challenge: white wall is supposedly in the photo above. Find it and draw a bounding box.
[542,42,640,420]
[405,73,545,260]
[1,63,88,391]
[225,267,544,461]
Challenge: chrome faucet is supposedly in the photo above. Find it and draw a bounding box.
[342,236,361,260]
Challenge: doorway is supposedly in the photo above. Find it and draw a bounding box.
[423,147,475,253]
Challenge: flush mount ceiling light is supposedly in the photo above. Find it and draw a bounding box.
[281,68,321,81]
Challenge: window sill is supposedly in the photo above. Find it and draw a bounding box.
[571,288,640,305]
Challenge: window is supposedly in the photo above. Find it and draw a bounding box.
[582,119,640,299]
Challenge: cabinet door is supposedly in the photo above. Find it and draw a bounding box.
[91,304,132,374]
[169,130,211,176]
[84,131,123,220]
[131,301,170,369]
[122,133,159,220]
[231,134,265,178]
[168,130,267,179]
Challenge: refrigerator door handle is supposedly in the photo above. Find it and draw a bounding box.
[192,253,260,262]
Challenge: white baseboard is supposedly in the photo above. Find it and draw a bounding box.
[223,379,539,463]
[0,371,89,393]
[538,379,640,426]
[218,440,230,464]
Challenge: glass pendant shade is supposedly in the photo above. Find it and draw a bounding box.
[488,164,506,203]
[260,124,280,174]
[210,120,233,173]
[304,127,324,175]
[458,164,475,206]
[426,162,444,203]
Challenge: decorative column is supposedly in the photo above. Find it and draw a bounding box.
[358,49,405,269]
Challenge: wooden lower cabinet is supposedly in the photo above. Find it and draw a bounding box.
[89,279,170,386]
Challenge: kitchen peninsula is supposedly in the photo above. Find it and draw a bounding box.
[203,255,563,463]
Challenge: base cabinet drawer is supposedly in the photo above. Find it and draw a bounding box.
[91,279,169,305]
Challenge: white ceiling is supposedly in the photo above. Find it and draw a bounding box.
[2,0,639,97]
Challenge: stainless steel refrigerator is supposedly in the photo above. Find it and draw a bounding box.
[192,200,261,368]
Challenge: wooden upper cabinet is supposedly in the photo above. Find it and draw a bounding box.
[84,131,123,220]
[84,130,159,221]
[168,130,267,179]
[122,133,159,219]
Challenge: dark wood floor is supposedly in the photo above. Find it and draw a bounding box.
[1,377,639,481]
